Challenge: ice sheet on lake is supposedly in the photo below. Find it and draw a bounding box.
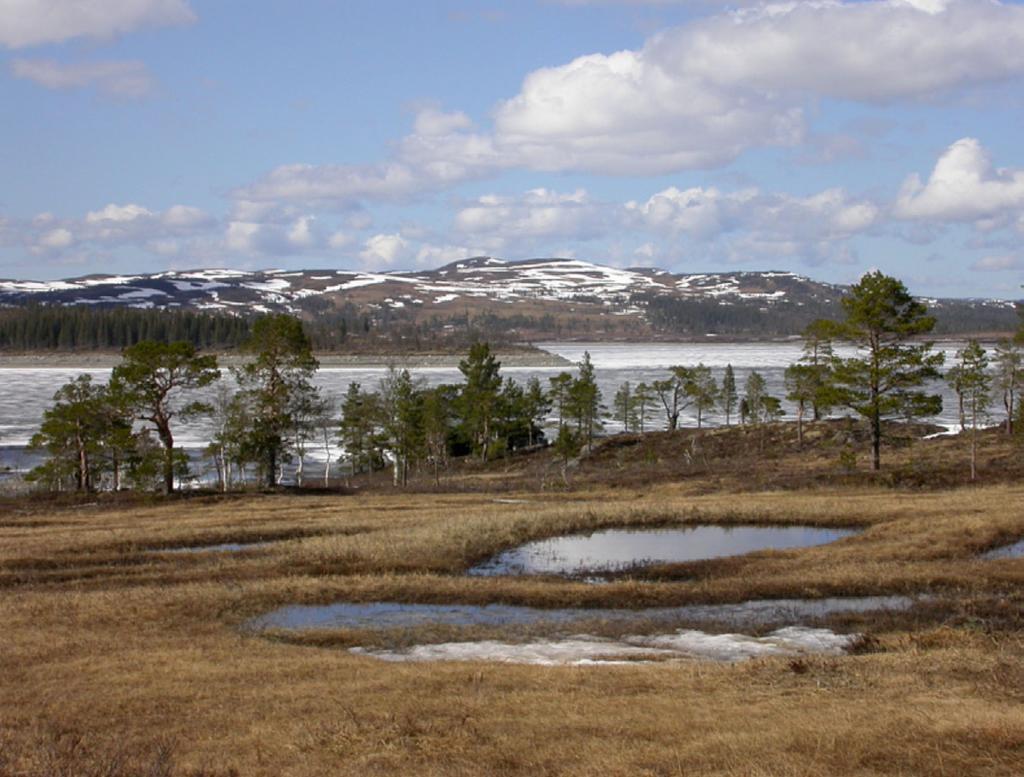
[350,626,859,665]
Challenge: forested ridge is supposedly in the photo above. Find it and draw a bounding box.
[0,306,251,351]
[0,288,1020,353]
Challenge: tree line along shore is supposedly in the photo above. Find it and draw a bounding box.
[16,272,1024,495]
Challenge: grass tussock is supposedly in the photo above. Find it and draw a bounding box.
[1,481,1023,775]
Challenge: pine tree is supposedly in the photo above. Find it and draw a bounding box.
[633,382,655,433]
[234,315,318,488]
[829,272,944,471]
[784,363,818,445]
[720,365,738,426]
[948,340,991,481]
[522,376,550,447]
[652,366,696,431]
[548,372,573,430]
[111,341,220,494]
[378,367,422,486]
[568,351,603,452]
[339,382,381,477]
[613,382,633,433]
[458,342,502,461]
[28,375,106,492]
[685,363,718,429]
[993,339,1022,434]
[800,319,840,419]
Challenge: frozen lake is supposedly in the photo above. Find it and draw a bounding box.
[0,340,988,476]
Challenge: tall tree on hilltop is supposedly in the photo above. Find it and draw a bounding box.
[235,314,318,488]
[829,272,944,471]
[111,340,220,494]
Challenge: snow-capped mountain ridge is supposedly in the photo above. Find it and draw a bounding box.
[0,259,1016,343]
[0,258,837,312]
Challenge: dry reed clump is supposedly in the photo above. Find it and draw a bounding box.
[1,484,1023,775]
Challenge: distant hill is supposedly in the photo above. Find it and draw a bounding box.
[1,257,1019,347]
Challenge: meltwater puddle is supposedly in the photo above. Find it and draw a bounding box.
[467,525,860,577]
[982,539,1024,560]
[249,595,913,632]
[248,596,917,663]
[152,541,270,554]
[351,626,858,665]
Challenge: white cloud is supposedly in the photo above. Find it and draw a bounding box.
[414,243,480,267]
[327,231,354,249]
[162,205,212,229]
[0,0,196,48]
[894,138,1024,224]
[236,161,424,205]
[455,188,610,239]
[224,221,260,252]
[11,59,154,98]
[413,106,474,136]
[17,203,217,258]
[493,48,800,174]
[489,0,1024,175]
[970,254,1024,272]
[287,215,317,248]
[359,233,410,268]
[629,185,878,243]
[39,227,74,249]
[238,1,1024,204]
[85,203,154,223]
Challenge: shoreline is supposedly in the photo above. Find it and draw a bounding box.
[0,350,573,370]
[0,333,1013,370]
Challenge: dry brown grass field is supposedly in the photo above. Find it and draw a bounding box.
[2,429,1023,775]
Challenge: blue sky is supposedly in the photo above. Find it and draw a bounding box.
[2,0,1024,299]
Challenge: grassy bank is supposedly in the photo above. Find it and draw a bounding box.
[1,483,1023,775]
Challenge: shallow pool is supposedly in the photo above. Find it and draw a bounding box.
[468,525,860,577]
[982,539,1024,560]
[248,595,913,633]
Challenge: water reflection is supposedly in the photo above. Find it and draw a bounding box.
[154,541,269,554]
[248,595,914,632]
[468,525,860,577]
[982,539,1024,560]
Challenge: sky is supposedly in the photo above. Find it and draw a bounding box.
[1,0,1024,299]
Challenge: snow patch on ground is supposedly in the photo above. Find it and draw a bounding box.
[350,626,859,665]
